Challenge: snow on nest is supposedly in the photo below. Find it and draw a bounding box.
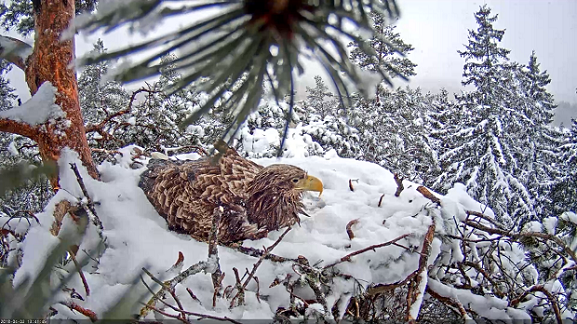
[13,145,526,321]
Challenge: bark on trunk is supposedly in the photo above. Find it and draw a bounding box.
[24,0,98,186]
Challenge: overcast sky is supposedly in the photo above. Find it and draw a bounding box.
[7,0,577,120]
[394,0,577,104]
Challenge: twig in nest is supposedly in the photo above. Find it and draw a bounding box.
[324,234,411,269]
[230,227,292,307]
[212,272,225,308]
[209,207,224,292]
[70,163,102,229]
[142,268,188,320]
[406,221,436,323]
[254,276,262,303]
[187,287,200,304]
[349,179,354,191]
[68,249,90,297]
[378,194,385,207]
[231,245,296,263]
[60,301,97,322]
[142,303,190,324]
[394,174,404,197]
[145,303,242,324]
[416,186,441,205]
[346,219,359,240]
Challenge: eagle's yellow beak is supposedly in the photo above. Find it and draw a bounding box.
[295,175,323,197]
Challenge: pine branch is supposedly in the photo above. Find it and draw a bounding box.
[0,35,32,71]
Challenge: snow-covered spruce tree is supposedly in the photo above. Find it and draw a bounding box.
[295,75,360,158]
[433,5,534,226]
[348,11,416,102]
[114,54,209,154]
[0,60,52,221]
[516,52,566,218]
[304,75,335,120]
[551,120,577,213]
[347,86,435,183]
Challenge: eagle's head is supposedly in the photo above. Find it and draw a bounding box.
[246,164,323,231]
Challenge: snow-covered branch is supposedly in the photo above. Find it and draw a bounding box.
[0,82,64,137]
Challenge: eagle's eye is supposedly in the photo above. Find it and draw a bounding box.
[292,178,299,183]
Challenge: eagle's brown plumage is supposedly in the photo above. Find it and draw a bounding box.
[138,148,323,243]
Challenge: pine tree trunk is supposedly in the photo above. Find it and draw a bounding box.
[23,0,97,187]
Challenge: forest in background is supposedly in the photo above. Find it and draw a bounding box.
[1,5,575,227]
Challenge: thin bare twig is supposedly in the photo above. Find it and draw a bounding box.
[230,227,292,307]
[324,234,411,269]
[378,194,385,207]
[68,249,90,297]
[145,303,243,324]
[70,163,102,229]
[208,207,224,307]
[346,219,359,240]
[60,301,97,322]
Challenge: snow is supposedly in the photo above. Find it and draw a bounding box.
[0,82,65,126]
[7,143,574,321]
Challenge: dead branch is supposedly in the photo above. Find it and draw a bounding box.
[142,268,188,321]
[416,186,441,205]
[394,174,404,197]
[231,268,244,307]
[209,207,224,295]
[230,227,292,307]
[186,287,200,304]
[60,301,97,322]
[406,221,436,323]
[145,303,242,324]
[366,272,417,296]
[378,194,385,207]
[324,234,411,269]
[68,249,90,297]
[143,303,189,324]
[231,245,297,263]
[346,219,359,240]
[70,163,102,230]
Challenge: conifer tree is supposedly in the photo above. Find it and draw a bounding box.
[0,61,52,216]
[434,5,533,225]
[305,75,336,120]
[79,39,131,159]
[516,52,564,217]
[349,11,416,101]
